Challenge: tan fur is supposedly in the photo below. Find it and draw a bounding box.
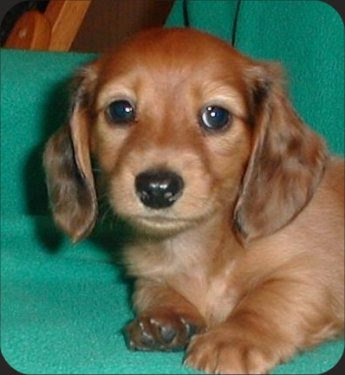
[43,28,344,374]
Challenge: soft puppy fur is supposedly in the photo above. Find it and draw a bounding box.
[43,28,344,374]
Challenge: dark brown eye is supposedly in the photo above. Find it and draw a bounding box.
[106,100,135,124]
[199,105,232,132]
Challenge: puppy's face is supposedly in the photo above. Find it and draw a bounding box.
[44,28,327,242]
[91,30,252,234]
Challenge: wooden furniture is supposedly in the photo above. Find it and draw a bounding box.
[5,0,91,51]
[71,0,174,52]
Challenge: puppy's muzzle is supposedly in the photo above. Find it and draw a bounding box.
[135,169,184,209]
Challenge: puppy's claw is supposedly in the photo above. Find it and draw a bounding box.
[140,328,155,346]
[125,313,204,352]
[159,324,177,344]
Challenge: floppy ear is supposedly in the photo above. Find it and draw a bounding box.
[43,64,99,242]
[234,63,328,241]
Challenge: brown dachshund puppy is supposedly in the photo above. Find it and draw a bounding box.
[44,28,344,374]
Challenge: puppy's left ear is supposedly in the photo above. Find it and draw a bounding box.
[234,62,328,241]
[43,63,99,242]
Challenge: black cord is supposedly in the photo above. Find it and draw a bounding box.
[183,0,190,28]
[231,0,242,46]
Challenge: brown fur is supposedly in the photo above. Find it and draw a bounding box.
[43,28,344,374]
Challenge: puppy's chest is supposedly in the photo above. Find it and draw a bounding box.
[169,261,239,325]
[127,242,239,325]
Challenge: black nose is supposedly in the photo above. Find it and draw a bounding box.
[135,169,184,209]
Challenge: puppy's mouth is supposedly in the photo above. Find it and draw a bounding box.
[128,214,196,235]
[123,203,217,236]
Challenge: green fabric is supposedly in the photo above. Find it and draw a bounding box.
[234,0,344,155]
[1,1,344,374]
[166,0,240,43]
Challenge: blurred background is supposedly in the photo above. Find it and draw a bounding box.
[1,0,175,52]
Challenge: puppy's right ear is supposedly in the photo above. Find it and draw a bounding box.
[43,63,99,242]
[233,62,327,242]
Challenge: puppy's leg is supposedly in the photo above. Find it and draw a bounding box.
[126,279,206,351]
[185,276,342,374]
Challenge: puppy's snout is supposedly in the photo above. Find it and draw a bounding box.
[135,169,184,209]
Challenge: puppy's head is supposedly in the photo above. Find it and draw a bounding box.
[44,28,327,242]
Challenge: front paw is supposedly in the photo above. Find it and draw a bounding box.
[185,330,278,374]
[125,311,203,351]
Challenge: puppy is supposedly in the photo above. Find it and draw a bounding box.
[43,28,344,374]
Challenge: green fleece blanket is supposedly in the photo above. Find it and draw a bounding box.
[1,1,344,374]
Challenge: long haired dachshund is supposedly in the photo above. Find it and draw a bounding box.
[44,28,344,374]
